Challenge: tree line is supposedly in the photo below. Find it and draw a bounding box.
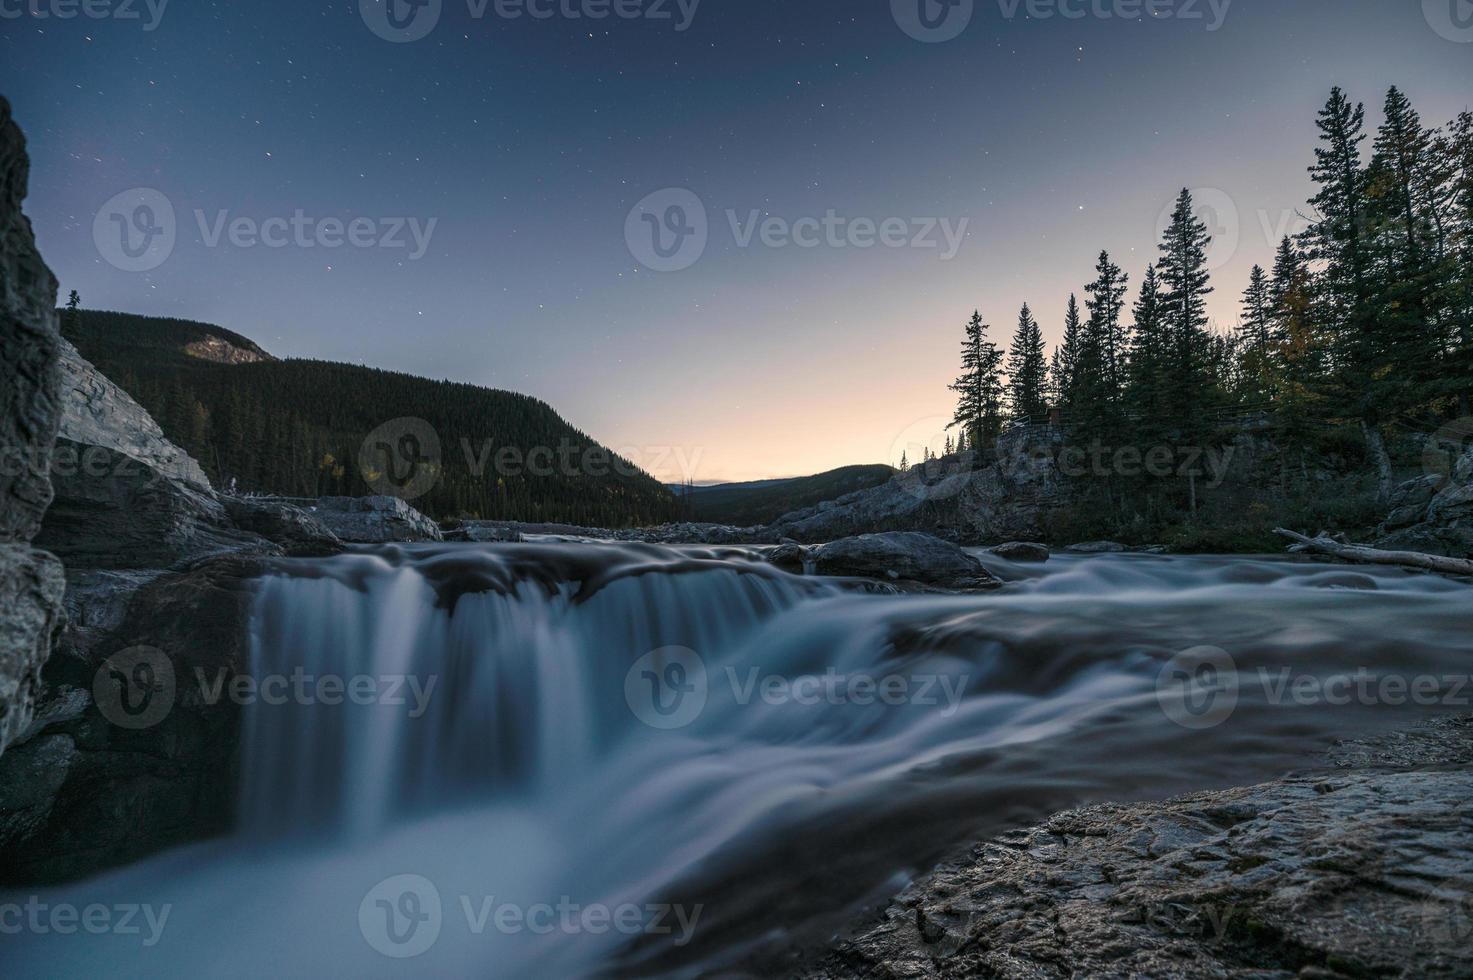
[945,85,1472,517]
[60,308,680,527]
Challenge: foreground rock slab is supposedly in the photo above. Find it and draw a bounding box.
[0,96,65,758]
[810,532,999,590]
[806,716,1473,979]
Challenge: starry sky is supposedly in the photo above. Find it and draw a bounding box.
[3,0,1471,482]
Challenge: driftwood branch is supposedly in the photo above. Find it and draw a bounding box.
[1273,529,1473,578]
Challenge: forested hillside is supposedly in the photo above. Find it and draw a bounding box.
[682,466,895,526]
[61,309,678,527]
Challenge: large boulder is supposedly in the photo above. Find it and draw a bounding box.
[809,532,998,590]
[770,425,1067,545]
[36,441,262,570]
[1376,444,1473,559]
[55,337,212,492]
[0,554,262,884]
[0,96,66,758]
[313,495,443,543]
[222,496,342,557]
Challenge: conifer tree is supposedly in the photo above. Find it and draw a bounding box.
[950,311,1005,448]
[1083,250,1129,398]
[1302,87,1397,501]
[1237,264,1276,401]
[1157,189,1215,433]
[1006,303,1049,422]
[1049,294,1084,409]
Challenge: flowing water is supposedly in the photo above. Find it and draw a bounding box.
[4,543,1471,977]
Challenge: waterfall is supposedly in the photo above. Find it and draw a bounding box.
[7,545,1471,979]
[240,547,824,838]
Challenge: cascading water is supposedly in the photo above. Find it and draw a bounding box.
[4,543,1470,978]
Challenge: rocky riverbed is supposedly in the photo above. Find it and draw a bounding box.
[804,716,1473,979]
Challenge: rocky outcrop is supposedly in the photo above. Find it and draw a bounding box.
[0,96,66,759]
[313,495,443,543]
[1376,443,1473,559]
[0,553,262,884]
[222,497,342,556]
[55,337,213,492]
[36,442,263,570]
[807,716,1473,979]
[183,335,272,365]
[770,425,1067,545]
[809,532,999,590]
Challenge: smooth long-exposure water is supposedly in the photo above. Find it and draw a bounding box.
[4,544,1470,977]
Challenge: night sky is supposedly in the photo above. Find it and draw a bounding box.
[3,0,1471,481]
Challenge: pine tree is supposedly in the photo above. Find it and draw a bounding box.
[950,311,1005,449]
[1446,110,1473,413]
[1365,86,1444,416]
[1050,294,1084,409]
[1127,263,1170,440]
[1083,250,1129,398]
[1302,87,1398,501]
[1157,188,1216,434]
[1006,303,1049,422]
[1237,264,1276,401]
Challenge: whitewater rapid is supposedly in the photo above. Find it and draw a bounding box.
[3,543,1470,977]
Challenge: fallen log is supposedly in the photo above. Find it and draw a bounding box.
[1273,528,1473,578]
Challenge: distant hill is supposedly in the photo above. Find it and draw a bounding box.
[674,465,895,526]
[61,309,678,527]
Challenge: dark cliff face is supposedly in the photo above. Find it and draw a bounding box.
[0,95,67,758]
